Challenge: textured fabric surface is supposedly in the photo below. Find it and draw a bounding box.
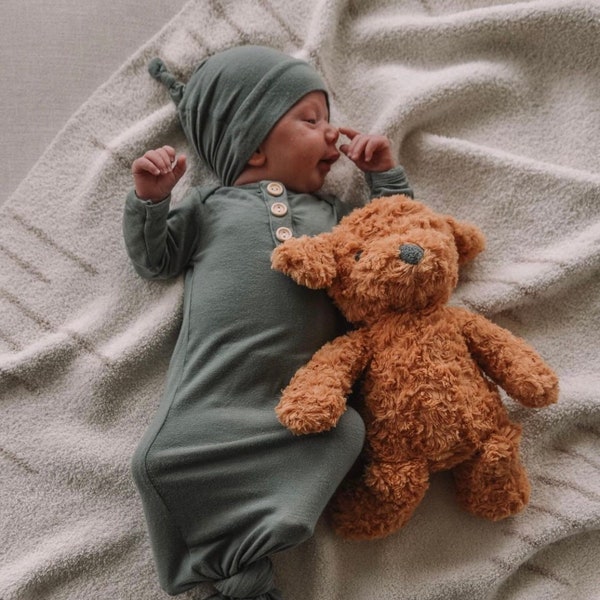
[1,1,599,599]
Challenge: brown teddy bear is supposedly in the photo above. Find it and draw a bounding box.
[271,196,559,540]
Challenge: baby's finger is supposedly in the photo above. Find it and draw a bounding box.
[338,126,360,140]
[132,156,161,176]
[161,145,176,161]
[347,136,370,161]
[160,146,182,173]
[158,145,178,169]
[146,148,174,174]
[171,153,187,179]
[364,138,382,162]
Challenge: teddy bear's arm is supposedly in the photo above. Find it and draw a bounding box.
[460,310,559,408]
[276,329,371,435]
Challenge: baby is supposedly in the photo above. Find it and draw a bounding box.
[123,45,413,599]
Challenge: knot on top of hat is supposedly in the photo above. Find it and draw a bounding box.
[148,58,185,105]
[210,557,279,599]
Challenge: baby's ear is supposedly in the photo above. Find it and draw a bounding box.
[271,234,338,289]
[447,216,486,264]
[246,148,266,167]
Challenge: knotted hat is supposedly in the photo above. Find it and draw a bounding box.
[149,46,328,186]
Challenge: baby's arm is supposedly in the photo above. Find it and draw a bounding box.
[123,146,200,280]
[132,145,187,202]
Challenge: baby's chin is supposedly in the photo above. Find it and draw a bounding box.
[284,174,327,194]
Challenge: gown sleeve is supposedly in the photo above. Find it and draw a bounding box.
[366,165,414,199]
[122,188,202,280]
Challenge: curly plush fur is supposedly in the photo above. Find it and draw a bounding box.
[271,196,558,540]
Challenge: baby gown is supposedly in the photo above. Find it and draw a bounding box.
[123,169,411,599]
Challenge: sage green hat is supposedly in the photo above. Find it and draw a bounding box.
[149,46,329,186]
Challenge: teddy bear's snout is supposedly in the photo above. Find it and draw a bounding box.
[399,243,424,265]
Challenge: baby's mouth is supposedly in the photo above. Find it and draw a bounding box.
[320,152,340,167]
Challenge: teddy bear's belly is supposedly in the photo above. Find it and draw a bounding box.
[363,345,503,471]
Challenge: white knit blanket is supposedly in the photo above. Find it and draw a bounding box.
[1,1,599,599]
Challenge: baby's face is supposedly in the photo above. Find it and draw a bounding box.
[258,91,340,193]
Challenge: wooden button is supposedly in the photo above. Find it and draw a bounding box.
[271,202,288,217]
[275,227,293,242]
[266,182,284,196]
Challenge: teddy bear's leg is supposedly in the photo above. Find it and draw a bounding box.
[327,458,429,540]
[453,423,530,521]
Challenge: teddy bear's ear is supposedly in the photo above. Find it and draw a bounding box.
[271,234,338,289]
[447,217,486,264]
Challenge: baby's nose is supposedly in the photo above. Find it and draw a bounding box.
[326,125,339,144]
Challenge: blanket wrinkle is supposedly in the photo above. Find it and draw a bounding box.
[1,0,599,599]
[421,133,600,186]
[369,61,525,143]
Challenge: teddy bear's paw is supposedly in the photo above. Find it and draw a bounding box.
[277,410,335,435]
[521,376,559,408]
[457,473,530,521]
[276,386,348,435]
[328,481,421,540]
[508,367,559,408]
[454,432,531,521]
[275,400,340,435]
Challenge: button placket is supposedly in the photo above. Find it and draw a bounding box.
[261,181,293,245]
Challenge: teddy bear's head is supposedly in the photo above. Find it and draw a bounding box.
[272,196,485,325]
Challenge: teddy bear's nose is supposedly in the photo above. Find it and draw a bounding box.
[399,243,424,265]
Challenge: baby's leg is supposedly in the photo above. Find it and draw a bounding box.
[453,423,530,521]
[133,404,365,598]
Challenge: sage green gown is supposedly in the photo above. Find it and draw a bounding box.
[123,169,412,599]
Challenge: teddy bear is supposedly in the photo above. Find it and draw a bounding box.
[271,195,559,540]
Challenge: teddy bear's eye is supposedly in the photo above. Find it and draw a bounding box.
[354,251,363,261]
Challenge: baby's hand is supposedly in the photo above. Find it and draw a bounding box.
[338,127,396,173]
[131,145,187,203]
